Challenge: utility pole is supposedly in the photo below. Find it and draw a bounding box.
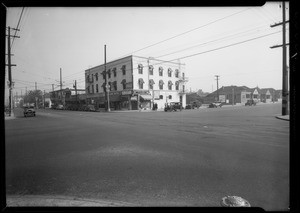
[104,45,110,112]
[232,86,235,105]
[43,90,45,109]
[6,26,19,116]
[35,82,37,90]
[270,1,289,115]
[215,75,220,101]
[73,80,78,103]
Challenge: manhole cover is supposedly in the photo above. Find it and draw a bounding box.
[221,196,251,207]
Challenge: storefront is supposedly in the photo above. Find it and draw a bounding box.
[121,90,132,110]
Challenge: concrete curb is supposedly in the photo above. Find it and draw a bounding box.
[275,115,289,121]
[6,195,136,207]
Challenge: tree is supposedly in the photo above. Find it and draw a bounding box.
[197,89,209,97]
[23,90,43,106]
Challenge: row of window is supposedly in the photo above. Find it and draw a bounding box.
[138,64,182,77]
[86,79,183,94]
[86,64,184,83]
[86,65,127,83]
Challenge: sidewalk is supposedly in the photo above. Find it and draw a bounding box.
[4,113,15,120]
[6,195,135,207]
[275,114,289,121]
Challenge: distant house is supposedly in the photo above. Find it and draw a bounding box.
[50,88,86,107]
[259,88,275,103]
[203,86,252,105]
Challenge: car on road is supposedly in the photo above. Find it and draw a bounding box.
[185,104,192,109]
[56,104,65,110]
[245,99,256,106]
[164,102,182,112]
[23,106,35,117]
[209,101,223,108]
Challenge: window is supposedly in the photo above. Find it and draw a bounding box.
[168,81,173,90]
[92,85,94,93]
[138,78,144,89]
[96,84,99,93]
[113,68,117,77]
[159,95,163,99]
[149,79,155,90]
[122,65,126,75]
[108,69,111,78]
[246,94,250,98]
[121,79,126,90]
[108,82,112,91]
[102,71,106,80]
[86,86,90,94]
[86,75,89,83]
[102,83,106,92]
[175,69,179,78]
[113,81,117,91]
[253,94,258,99]
[95,73,98,81]
[149,65,154,75]
[159,80,164,90]
[175,81,179,90]
[138,64,143,74]
[159,67,163,76]
[168,95,172,99]
[168,68,172,77]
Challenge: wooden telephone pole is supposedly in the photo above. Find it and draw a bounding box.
[6,26,19,116]
[270,1,289,115]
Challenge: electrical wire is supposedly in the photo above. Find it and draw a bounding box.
[117,7,252,60]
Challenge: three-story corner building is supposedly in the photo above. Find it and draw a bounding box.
[85,55,187,110]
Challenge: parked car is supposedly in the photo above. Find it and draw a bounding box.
[164,102,182,112]
[209,101,223,108]
[191,101,202,109]
[82,105,96,112]
[23,106,35,117]
[185,104,192,109]
[245,99,256,106]
[56,104,64,110]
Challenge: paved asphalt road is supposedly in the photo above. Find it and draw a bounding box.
[5,103,289,210]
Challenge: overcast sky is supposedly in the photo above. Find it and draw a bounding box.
[5,2,289,97]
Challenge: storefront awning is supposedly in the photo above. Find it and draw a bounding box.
[140,94,152,101]
[131,96,137,101]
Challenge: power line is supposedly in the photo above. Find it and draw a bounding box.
[168,30,282,62]
[117,8,252,59]
[11,7,24,51]
[155,24,270,58]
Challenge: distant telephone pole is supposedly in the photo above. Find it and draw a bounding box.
[270,1,289,115]
[104,45,110,112]
[215,75,220,101]
[73,80,78,103]
[6,26,19,116]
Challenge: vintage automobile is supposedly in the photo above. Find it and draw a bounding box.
[23,106,36,117]
[209,101,223,108]
[164,102,182,112]
[245,99,256,106]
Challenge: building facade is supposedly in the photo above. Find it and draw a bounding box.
[85,55,187,110]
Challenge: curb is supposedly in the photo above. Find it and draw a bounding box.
[6,195,135,207]
[275,115,289,121]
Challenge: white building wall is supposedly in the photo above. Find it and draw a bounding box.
[85,55,187,110]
